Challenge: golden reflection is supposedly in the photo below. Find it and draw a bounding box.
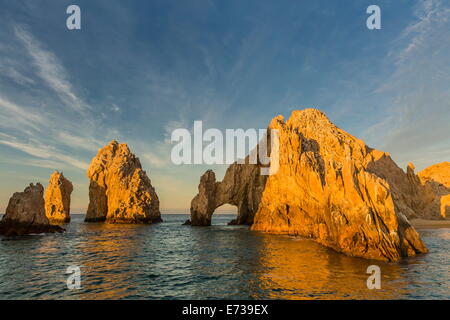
[75,223,146,299]
[253,233,411,299]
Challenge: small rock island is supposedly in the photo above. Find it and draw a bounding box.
[85,140,162,224]
[0,183,64,236]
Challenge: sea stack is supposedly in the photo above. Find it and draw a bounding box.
[189,108,429,262]
[0,183,64,236]
[85,140,161,223]
[45,171,73,223]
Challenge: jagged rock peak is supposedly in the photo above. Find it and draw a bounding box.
[45,171,73,223]
[85,140,161,224]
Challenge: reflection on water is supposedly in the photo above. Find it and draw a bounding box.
[76,223,147,299]
[255,234,410,299]
[0,214,448,299]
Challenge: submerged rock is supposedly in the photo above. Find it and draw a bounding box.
[85,140,161,223]
[0,183,64,236]
[190,108,429,261]
[45,171,73,223]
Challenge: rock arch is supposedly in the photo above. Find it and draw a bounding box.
[187,108,431,261]
[189,162,268,226]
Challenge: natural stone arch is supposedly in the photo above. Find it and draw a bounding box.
[188,108,431,261]
[211,204,238,225]
[189,162,268,226]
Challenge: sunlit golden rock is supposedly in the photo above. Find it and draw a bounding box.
[44,171,73,223]
[190,163,267,226]
[418,162,450,218]
[85,140,161,224]
[191,108,429,261]
[250,109,430,261]
[250,109,429,261]
[0,183,64,236]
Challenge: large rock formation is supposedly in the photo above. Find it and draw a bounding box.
[85,140,161,223]
[189,108,429,261]
[418,162,450,218]
[0,183,64,236]
[45,171,73,223]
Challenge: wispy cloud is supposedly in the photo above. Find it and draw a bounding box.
[0,61,35,86]
[0,26,111,174]
[111,104,121,112]
[364,0,450,170]
[0,156,67,171]
[0,133,89,170]
[141,151,168,169]
[395,0,450,66]
[0,93,98,171]
[14,25,89,112]
[0,95,46,131]
[57,132,102,152]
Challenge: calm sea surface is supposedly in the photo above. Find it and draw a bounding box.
[0,214,448,299]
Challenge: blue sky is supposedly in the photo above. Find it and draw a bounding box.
[0,0,449,212]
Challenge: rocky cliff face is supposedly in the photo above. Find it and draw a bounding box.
[0,183,64,236]
[190,108,429,261]
[85,140,161,223]
[418,162,450,218]
[363,157,439,220]
[250,109,428,261]
[45,171,73,223]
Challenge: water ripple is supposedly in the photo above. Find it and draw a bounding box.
[0,214,448,299]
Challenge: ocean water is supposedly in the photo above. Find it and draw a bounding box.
[0,214,448,300]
